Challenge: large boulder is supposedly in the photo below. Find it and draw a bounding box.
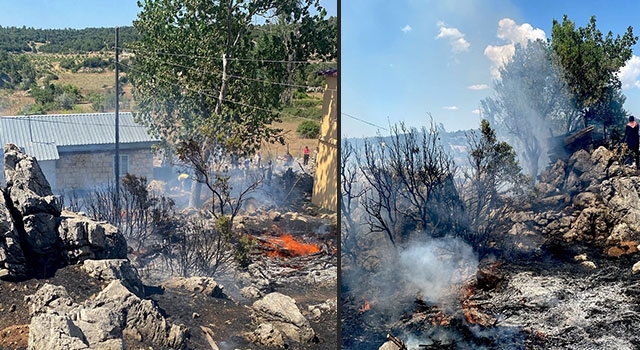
[0,146,128,280]
[0,189,27,279]
[28,314,90,350]
[160,276,225,298]
[58,211,127,264]
[81,259,144,298]
[4,144,61,216]
[251,292,316,343]
[25,281,187,349]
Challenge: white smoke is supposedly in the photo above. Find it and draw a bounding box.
[398,238,478,303]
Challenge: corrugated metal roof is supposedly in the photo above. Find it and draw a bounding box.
[0,113,158,161]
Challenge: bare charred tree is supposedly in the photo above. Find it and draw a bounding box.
[176,139,262,221]
[359,120,463,246]
[174,139,263,274]
[169,215,238,277]
[360,137,403,246]
[82,174,177,253]
[341,139,365,260]
[120,174,177,252]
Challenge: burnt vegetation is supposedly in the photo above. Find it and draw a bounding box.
[342,14,640,350]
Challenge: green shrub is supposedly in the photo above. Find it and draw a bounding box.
[296,120,321,139]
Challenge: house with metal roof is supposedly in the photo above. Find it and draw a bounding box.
[0,112,159,192]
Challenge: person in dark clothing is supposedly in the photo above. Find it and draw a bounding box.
[623,115,639,168]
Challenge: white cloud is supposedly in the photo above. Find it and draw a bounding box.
[436,26,464,40]
[451,37,470,52]
[401,25,412,33]
[443,106,459,110]
[496,18,546,44]
[472,109,481,115]
[468,84,490,90]
[435,22,470,53]
[484,18,546,79]
[620,55,640,89]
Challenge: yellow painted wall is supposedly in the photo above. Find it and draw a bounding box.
[312,75,337,212]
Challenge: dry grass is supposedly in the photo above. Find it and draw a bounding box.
[0,90,35,115]
[55,70,115,93]
[260,119,319,163]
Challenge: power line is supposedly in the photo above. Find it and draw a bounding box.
[118,61,326,123]
[116,46,336,65]
[119,53,335,92]
[342,112,389,132]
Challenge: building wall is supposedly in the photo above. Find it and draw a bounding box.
[39,160,57,191]
[56,148,154,191]
[312,75,338,212]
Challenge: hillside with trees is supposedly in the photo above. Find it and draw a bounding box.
[0,26,138,53]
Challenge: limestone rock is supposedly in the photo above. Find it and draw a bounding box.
[25,283,76,316]
[632,261,640,274]
[0,190,26,279]
[4,144,61,216]
[72,305,123,347]
[28,313,89,350]
[25,280,186,350]
[569,149,593,175]
[252,292,316,343]
[160,276,225,298]
[247,323,285,348]
[539,159,567,188]
[0,146,128,280]
[58,211,127,264]
[82,259,144,298]
[379,340,403,350]
[23,213,59,255]
[95,280,186,349]
[241,286,263,299]
[572,192,598,210]
[307,298,337,319]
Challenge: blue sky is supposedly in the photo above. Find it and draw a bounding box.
[342,0,640,136]
[0,0,337,29]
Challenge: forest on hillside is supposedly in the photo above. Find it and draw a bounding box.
[0,26,138,53]
[0,13,336,116]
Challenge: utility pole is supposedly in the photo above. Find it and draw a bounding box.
[114,27,120,219]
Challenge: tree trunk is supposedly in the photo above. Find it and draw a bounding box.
[189,173,203,208]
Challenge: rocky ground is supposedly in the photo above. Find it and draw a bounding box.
[0,145,337,349]
[344,144,640,350]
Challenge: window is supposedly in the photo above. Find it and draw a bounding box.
[113,154,129,177]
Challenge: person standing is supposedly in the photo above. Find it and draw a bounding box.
[284,151,293,167]
[623,115,639,169]
[303,146,310,165]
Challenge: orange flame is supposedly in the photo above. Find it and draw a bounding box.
[265,234,320,258]
[358,298,370,313]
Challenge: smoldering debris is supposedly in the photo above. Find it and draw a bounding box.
[398,238,478,304]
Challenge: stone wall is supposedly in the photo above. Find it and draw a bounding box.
[56,148,153,191]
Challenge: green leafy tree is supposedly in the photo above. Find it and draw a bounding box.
[260,1,336,105]
[130,0,315,208]
[0,50,37,90]
[551,15,637,128]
